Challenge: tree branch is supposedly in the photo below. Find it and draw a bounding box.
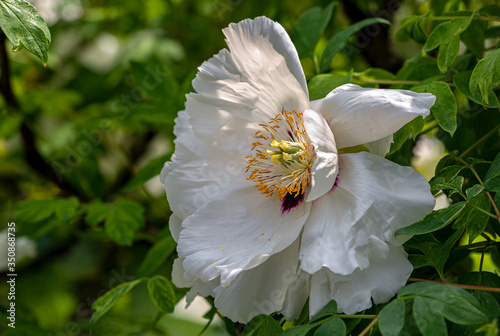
[0,32,86,200]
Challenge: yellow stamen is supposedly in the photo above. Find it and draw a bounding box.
[270,154,282,165]
[245,108,314,200]
[278,140,289,151]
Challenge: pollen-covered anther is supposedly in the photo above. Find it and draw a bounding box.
[246,108,314,201]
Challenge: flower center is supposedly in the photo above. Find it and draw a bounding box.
[245,109,314,208]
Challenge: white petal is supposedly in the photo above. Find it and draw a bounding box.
[164,155,246,220]
[212,238,309,323]
[310,84,435,149]
[178,187,311,286]
[300,151,435,276]
[309,245,412,316]
[169,213,182,242]
[303,109,338,202]
[172,257,220,305]
[172,257,191,288]
[223,17,308,98]
[160,111,190,185]
[173,110,191,138]
[161,110,248,220]
[280,269,311,320]
[188,17,310,152]
[364,134,393,157]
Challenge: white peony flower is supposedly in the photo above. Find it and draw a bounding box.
[160,16,436,323]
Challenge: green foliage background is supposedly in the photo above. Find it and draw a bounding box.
[0,0,500,335]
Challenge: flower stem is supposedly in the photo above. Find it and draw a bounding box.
[313,55,320,75]
[456,240,494,250]
[358,317,378,336]
[425,15,500,21]
[459,123,500,159]
[479,245,486,283]
[408,278,500,293]
[341,315,377,319]
[152,311,166,327]
[468,201,499,220]
[455,155,500,222]
[354,76,457,87]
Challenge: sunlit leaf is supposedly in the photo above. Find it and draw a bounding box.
[0,0,51,64]
[147,275,176,313]
[470,49,500,105]
[307,70,352,100]
[90,278,146,330]
[396,202,466,236]
[292,2,335,59]
[136,235,176,277]
[85,200,145,246]
[413,81,457,135]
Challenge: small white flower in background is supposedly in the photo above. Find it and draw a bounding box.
[0,230,37,271]
[161,16,436,323]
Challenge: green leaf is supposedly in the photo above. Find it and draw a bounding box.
[469,48,500,105]
[461,193,491,242]
[14,197,80,237]
[453,71,500,108]
[408,254,433,269]
[85,201,110,226]
[458,271,500,302]
[394,15,427,44]
[413,81,457,135]
[466,184,484,199]
[292,2,335,59]
[90,278,146,330]
[467,158,491,166]
[485,153,500,192]
[413,296,448,336]
[147,275,176,313]
[431,165,466,187]
[460,20,487,59]
[378,299,405,336]
[430,0,447,15]
[310,300,337,323]
[359,68,396,80]
[486,26,500,39]
[281,325,316,336]
[0,0,51,64]
[476,319,499,336]
[395,54,440,84]
[242,315,283,336]
[105,200,145,246]
[475,291,500,320]
[437,34,459,73]
[479,4,500,17]
[399,282,489,326]
[136,235,176,277]
[307,70,352,100]
[388,116,424,154]
[320,18,390,72]
[431,175,464,198]
[423,14,474,52]
[124,153,171,190]
[85,200,145,246]
[405,227,464,277]
[0,113,21,139]
[395,202,466,236]
[313,316,345,336]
